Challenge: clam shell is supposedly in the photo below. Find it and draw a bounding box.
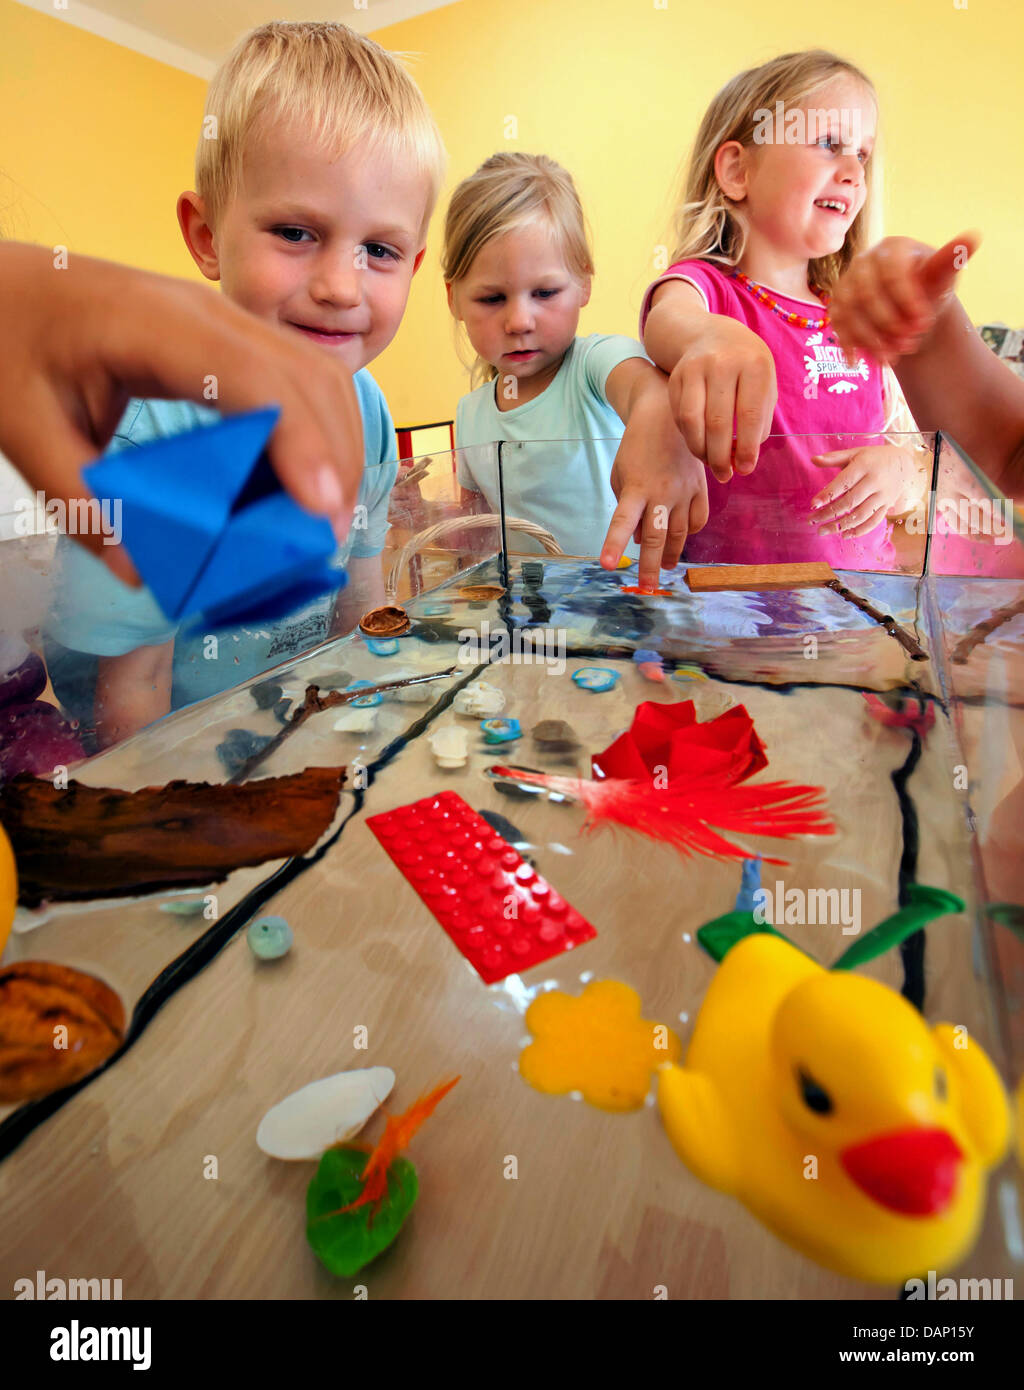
[257,1067,395,1160]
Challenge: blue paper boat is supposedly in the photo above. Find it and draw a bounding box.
[83,407,343,626]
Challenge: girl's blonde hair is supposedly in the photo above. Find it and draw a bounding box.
[443,153,594,385]
[671,50,877,295]
[196,21,447,233]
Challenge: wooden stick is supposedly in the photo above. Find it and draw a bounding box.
[685,562,836,592]
[682,562,929,661]
[228,667,457,784]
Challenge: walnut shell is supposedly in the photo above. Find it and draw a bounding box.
[458,585,506,600]
[0,961,126,1103]
[358,606,410,637]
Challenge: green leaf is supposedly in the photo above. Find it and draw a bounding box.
[305,1147,418,1277]
[697,910,796,963]
[831,884,965,972]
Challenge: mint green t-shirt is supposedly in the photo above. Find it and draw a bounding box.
[46,370,397,707]
[455,334,649,557]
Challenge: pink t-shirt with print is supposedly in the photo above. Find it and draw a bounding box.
[641,259,893,568]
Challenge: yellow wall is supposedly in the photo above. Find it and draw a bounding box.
[0,0,206,276]
[2,0,1021,426]
[371,0,1024,423]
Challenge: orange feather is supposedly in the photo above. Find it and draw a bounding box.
[340,1076,460,1217]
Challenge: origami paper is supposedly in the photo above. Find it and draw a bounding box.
[82,407,341,625]
[591,699,768,784]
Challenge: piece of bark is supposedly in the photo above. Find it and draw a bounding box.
[1,766,346,907]
[685,562,835,591]
[0,961,126,1102]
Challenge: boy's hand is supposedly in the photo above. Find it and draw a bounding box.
[809,444,928,537]
[830,232,981,367]
[0,243,364,585]
[666,316,776,482]
[600,393,709,588]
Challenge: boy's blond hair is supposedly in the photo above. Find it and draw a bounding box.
[671,50,877,295]
[442,152,594,386]
[196,20,446,232]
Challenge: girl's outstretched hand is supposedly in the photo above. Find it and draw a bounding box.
[601,439,709,589]
[809,444,929,538]
[830,232,981,368]
[0,242,365,584]
[666,316,776,482]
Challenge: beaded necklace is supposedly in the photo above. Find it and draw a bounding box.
[730,269,830,330]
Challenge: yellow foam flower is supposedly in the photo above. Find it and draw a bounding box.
[0,823,17,958]
[519,980,681,1111]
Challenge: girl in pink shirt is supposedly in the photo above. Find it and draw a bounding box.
[642,49,927,568]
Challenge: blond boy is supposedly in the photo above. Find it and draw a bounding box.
[46,21,445,745]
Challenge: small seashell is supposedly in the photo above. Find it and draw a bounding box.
[453,681,505,717]
[391,682,437,703]
[332,705,377,734]
[429,725,469,768]
[247,915,293,960]
[257,1066,395,1160]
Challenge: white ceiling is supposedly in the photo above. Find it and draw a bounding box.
[14,0,463,75]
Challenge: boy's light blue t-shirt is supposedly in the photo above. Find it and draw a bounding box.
[455,333,649,557]
[47,370,397,700]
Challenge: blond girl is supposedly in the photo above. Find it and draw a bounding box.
[642,50,926,564]
[444,153,705,581]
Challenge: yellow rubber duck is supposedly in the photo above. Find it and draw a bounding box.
[658,934,1010,1284]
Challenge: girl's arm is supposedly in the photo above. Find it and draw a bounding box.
[894,298,1024,502]
[94,641,173,748]
[643,278,777,481]
[600,356,709,588]
[830,234,1024,503]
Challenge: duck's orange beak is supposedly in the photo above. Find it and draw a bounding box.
[840,1128,963,1215]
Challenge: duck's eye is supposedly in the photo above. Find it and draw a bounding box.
[798,1069,833,1115]
[934,1067,947,1102]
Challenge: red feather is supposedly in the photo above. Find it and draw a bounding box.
[490,767,834,864]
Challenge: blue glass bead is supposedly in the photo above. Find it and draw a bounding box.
[345,679,384,708]
[480,717,522,744]
[571,667,620,693]
[366,638,400,657]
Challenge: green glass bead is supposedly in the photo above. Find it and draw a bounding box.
[247,915,293,960]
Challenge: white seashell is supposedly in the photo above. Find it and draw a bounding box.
[391,681,436,703]
[453,681,505,717]
[429,725,468,768]
[333,706,377,733]
[257,1066,395,1160]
